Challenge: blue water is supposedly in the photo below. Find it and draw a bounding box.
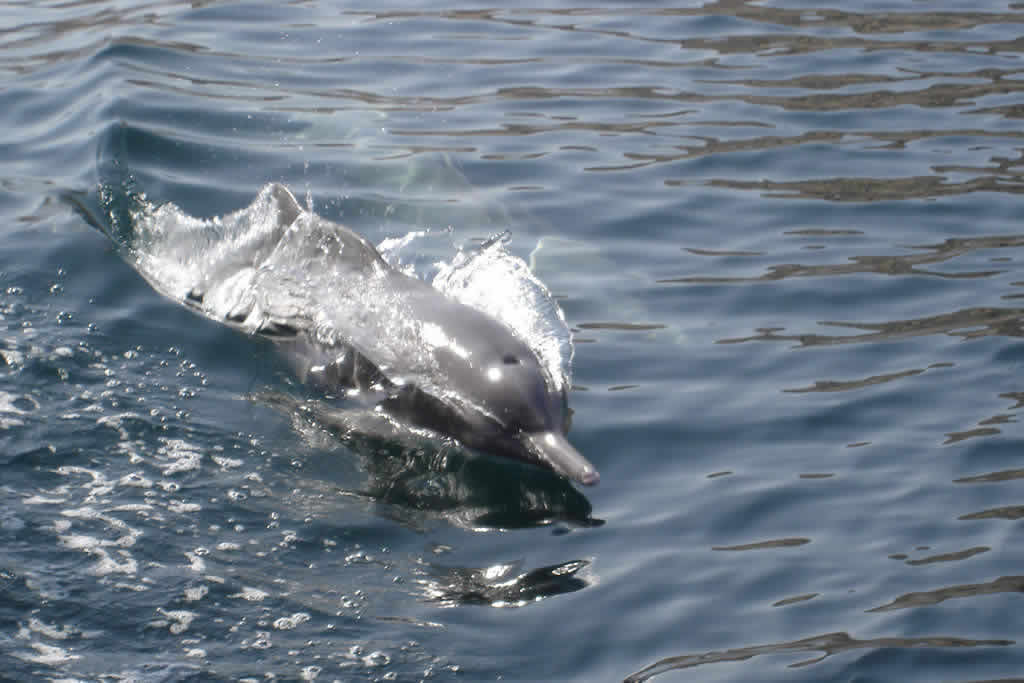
[4,2,1024,681]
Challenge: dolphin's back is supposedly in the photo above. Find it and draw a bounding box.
[143,183,392,346]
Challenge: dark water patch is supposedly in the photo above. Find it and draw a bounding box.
[786,229,865,236]
[709,175,1024,201]
[784,368,927,393]
[772,592,818,607]
[665,233,1024,284]
[904,546,991,566]
[868,575,1024,612]
[712,537,811,551]
[946,427,1009,445]
[718,307,1024,347]
[956,468,1024,483]
[576,321,666,331]
[625,631,1014,683]
[686,246,764,256]
[959,506,1024,521]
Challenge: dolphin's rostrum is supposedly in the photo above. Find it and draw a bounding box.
[136,184,599,486]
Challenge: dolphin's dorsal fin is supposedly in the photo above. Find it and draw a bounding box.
[267,183,388,272]
[269,183,303,228]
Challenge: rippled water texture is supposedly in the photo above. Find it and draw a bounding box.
[5,2,1024,681]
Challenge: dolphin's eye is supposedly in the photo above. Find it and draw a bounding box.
[502,354,520,365]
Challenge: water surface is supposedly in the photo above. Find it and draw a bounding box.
[4,2,1024,681]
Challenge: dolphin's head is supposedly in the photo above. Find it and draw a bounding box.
[444,344,599,486]
[433,342,599,487]
[386,292,599,486]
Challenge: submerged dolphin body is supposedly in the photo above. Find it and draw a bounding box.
[132,184,598,486]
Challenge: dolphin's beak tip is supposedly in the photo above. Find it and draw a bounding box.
[522,431,599,487]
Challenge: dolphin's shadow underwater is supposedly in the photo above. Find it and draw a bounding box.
[75,181,599,493]
[266,390,601,529]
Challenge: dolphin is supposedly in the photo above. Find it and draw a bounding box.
[129,183,599,486]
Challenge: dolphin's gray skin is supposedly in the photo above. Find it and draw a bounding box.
[185,184,599,486]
